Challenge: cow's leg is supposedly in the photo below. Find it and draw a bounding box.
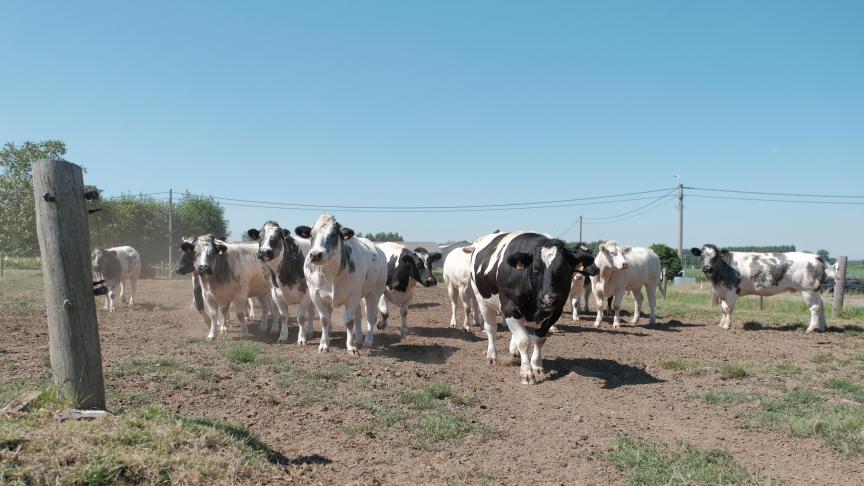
[645,284,658,326]
[314,296,333,353]
[504,317,534,384]
[118,281,126,304]
[581,285,591,314]
[270,288,291,343]
[106,282,118,312]
[720,290,736,329]
[459,286,477,331]
[218,304,230,333]
[447,284,459,328]
[354,303,365,347]
[398,304,409,338]
[571,288,580,320]
[592,287,605,328]
[299,296,315,345]
[234,295,251,337]
[342,299,360,355]
[802,291,826,332]
[205,297,220,340]
[530,334,546,379]
[611,288,626,328]
[630,289,644,325]
[364,296,381,347]
[376,294,389,330]
[127,277,137,307]
[479,304,498,364]
[509,334,519,357]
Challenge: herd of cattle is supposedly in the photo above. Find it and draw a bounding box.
[90,213,832,384]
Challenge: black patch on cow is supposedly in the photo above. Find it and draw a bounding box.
[386,250,411,292]
[193,276,205,311]
[295,226,312,239]
[702,246,741,294]
[199,236,237,285]
[176,247,196,275]
[275,235,307,292]
[341,245,355,273]
[472,233,511,299]
[806,259,827,290]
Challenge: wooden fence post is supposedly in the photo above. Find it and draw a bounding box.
[32,159,106,410]
[832,256,847,319]
[1,253,4,277]
[758,296,764,311]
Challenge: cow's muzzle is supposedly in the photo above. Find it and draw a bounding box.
[422,276,437,287]
[258,249,273,261]
[308,250,324,264]
[197,265,212,275]
[702,266,713,274]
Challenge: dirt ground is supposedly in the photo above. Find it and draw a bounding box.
[2,277,863,485]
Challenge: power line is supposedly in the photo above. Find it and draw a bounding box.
[688,194,864,205]
[584,189,677,221]
[583,196,676,225]
[686,186,864,199]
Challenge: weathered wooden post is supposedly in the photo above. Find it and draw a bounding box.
[31,159,106,410]
[832,256,847,319]
[1,253,4,277]
[758,296,764,311]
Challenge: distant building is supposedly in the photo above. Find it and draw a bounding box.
[438,240,472,267]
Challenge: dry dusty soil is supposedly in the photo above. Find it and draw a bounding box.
[2,277,864,485]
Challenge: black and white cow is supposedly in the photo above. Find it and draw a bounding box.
[297,214,388,354]
[691,245,828,332]
[567,242,595,320]
[247,221,317,344]
[176,236,234,332]
[469,231,597,384]
[92,246,141,311]
[375,242,440,338]
[193,235,274,340]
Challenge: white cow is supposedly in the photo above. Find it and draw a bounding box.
[247,221,317,344]
[92,246,141,312]
[375,242,440,338]
[298,214,388,355]
[568,273,593,319]
[691,244,828,332]
[591,240,662,328]
[193,235,273,340]
[443,246,482,331]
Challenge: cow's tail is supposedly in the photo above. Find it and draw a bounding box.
[658,279,667,299]
[193,277,205,312]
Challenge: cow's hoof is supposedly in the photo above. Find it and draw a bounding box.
[363,336,375,348]
[520,374,536,385]
[463,326,471,332]
[593,322,601,328]
[376,320,386,330]
[348,347,359,356]
[206,335,215,341]
[296,338,307,346]
[449,322,457,328]
[549,325,559,334]
[486,357,496,365]
[318,343,329,353]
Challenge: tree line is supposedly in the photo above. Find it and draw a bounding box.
[1,141,228,270]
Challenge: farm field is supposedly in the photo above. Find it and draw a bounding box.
[2,271,864,484]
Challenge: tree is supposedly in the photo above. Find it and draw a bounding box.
[815,249,835,264]
[650,243,682,281]
[364,231,404,242]
[174,193,229,240]
[0,140,67,255]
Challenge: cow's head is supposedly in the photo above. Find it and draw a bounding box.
[195,234,228,275]
[176,236,197,275]
[301,214,353,266]
[92,248,120,280]
[571,242,599,277]
[406,247,440,287]
[506,239,596,318]
[247,221,292,263]
[690,244,730,276]
[599,240,631,270]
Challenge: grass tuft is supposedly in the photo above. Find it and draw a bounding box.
[810,353,834,364]
[719,364,749,380]
[606,435,757,485]
[225,342,262,364]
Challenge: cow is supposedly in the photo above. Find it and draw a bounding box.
[591,241,662,328]
[92,246,141,312]
[469,231,597,384]
[247,221,317,344]
[691,245,828,332]
[296,214,388,355]
[192,235,274,340]
[375,242,440,338]
[443,246,482,331]
[567,243,595,320]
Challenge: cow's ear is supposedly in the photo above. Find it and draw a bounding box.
[621,245,632,254]
[180,241,194,252]
[599,243,608,253]
[280,228,291,239]
[216,243,228,254]
[247,229,260,240]
[461,246,475,254]
[690,248,702,257]
[506,252,533,270]
[294,226,312,238]
[428,253,442,263]
[340,227,355,240]
[720,249,730,257]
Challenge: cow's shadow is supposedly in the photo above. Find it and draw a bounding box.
[369,343,459,364]
[544,357,664,389]
[409,325,485,342]
[552,323,648,337]
[408,302,441,310]
[741,321,806,332]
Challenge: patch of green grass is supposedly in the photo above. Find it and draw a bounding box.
[402,382,453,410]
[225,342,262,364]
[349,398,408,427]
[702,389,760,405]
[0,269,45,314]
[413,409,477,450]
[756,388,864,455]
[849,351,864,362]
[719,363,749,380]
[761,361,804,377]
[344,424,374,438]
[823,378,864,403]
[810,352,835,364]
[310,362,352,381]
[606,435,758,485]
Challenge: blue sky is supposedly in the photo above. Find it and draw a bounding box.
[2,1,862,256]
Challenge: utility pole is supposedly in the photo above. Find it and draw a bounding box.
[832,256,847,319]
[578,215,583,242]
[32,159,105,409]
[168,189,173,278]
[677,183,684,262]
